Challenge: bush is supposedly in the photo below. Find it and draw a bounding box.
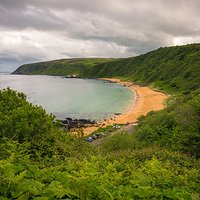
[102,131,136,152]
[0,88,55,143]
[134,89,200,157]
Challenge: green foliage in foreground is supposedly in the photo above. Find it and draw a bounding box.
[0,138,200,200]
[0,88,93,160]
[0,88,55,143]
[0,88,200,199]
[135,89,200,157]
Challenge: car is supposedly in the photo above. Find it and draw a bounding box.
[100,132,106,137]
[92,135,97,140]
[95,133,102,138]
[113,125,121,129]
[85,137,93,142]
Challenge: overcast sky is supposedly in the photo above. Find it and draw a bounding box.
[0,0,200,72]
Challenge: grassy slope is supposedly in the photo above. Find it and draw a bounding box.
[88,43,200,92]
[13,43,200,93]
[12,58,116,76]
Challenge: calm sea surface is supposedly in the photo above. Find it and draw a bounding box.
[0,74,135,121]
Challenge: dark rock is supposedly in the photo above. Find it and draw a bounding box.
[65,117,72,121]
[61,117,96,130]
[115,113,122,115]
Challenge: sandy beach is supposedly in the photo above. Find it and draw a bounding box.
[82,78,167,135]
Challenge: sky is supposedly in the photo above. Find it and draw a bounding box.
[0,0,200,72]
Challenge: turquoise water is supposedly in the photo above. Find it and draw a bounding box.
[0,74,135,120]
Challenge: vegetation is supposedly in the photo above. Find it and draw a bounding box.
[13,58,116,76]
[87,43,200,93]
[1,88,200,198]
[2,43,200,198]
[135,89,200,157]
[13,43,200,93]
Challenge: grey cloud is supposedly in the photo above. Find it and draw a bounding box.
[0,5,65,31]
[0,51,46,72]
[0,50,46,64]
[0,0,200,72]
[0,53,19,63]
[1,0,200,34]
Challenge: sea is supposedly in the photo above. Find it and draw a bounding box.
[0,73,135,121]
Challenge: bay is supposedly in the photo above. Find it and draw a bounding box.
[0,74,135,121]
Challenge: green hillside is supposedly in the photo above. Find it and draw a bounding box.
[13,58,116,76]
[13,43,200,93]
[88,43,200,92]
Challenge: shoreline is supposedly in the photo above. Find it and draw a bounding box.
[82,78,167,135]
[4,74,167,135]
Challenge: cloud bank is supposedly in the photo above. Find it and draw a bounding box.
[0,0,200,71]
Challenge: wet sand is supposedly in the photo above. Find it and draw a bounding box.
[82,78,167,135]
